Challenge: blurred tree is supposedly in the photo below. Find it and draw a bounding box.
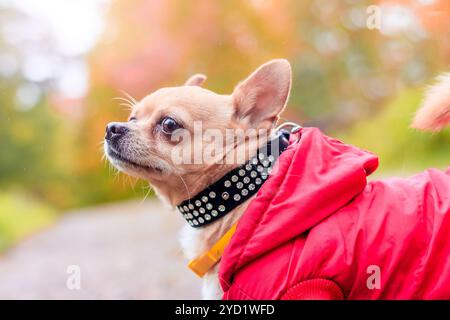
[81,0,449,204]
[0,24,60,203]
[0,0,449,211]
[89,0,450,126]
[0,3,146,208]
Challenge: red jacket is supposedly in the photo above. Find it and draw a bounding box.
[219,127,450,300]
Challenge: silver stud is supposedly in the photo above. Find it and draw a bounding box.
[267,167,272,174]
[183,205,189,211]
[231,175,238,182]
[179,207,184,213]
[201,196,208,203]
[255,178,262,185]
[249,184,255,190]
[251,158,258,165]
[195,200,201,207]
[224,180,231,187]
[257,165,263,172]
[209,191,216,198]
[198,217,205,224]
[245,164,252,171]
[222,192,229,200]
[183,214,188,219]
[189,221,194,226]
[199,208,205,214]
[234,194,241,201]
[268,155,275,162]
[193,219,199,226]
[218,205,226,212]
[241,189,248,196]
[211,210,218,217]
[243,177,250,184]
[193,210,199,216]
[261,174,268,180]
[250,171,257,178]
[239,169,245,176]
[258,153,265,160]
[188,204,194,210]
[188,213,193,219]
[262,160,269,167]
[206,203,213,210]
[236,182,243,189]
[205,214,211,221]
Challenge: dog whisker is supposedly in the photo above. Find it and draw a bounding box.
[139,182,153,206]
[119,102,134,111]
[112,96,134,104]
[176,174,191,202]
[119,89,139,105]
[113,97,137,111]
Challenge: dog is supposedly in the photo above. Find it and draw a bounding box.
[104,60,450,299]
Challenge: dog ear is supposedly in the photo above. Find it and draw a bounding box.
[232,59,291,127]
[184,74,207,87]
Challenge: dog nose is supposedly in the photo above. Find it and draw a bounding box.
[105,122,129,141]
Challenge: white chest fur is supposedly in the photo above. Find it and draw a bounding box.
[178,200,250,299]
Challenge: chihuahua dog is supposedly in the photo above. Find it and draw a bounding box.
[104,59,449,299]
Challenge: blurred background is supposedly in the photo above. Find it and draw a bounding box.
[0,0,448,299]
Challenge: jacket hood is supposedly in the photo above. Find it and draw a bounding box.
[219,127,379,290]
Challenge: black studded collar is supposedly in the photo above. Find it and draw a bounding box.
[177,129,291,228]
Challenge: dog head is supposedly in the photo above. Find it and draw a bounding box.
[104,59,292,204]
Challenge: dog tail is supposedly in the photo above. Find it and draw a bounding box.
[411,73,450,132]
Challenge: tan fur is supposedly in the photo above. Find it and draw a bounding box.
[105,59,291,298]
[412,72,450,132]
[184,73,207,87]
[105,59,448,299]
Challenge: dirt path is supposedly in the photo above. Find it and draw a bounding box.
[0,200,201,299]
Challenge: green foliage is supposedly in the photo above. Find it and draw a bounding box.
[0,85,54,188]
[0,0,449,215]
[0,191,55,251]
[335,89,450,175]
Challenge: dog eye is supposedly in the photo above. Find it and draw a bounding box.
[161,117,181,134]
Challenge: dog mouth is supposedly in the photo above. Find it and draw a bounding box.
[105,143,163,173]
